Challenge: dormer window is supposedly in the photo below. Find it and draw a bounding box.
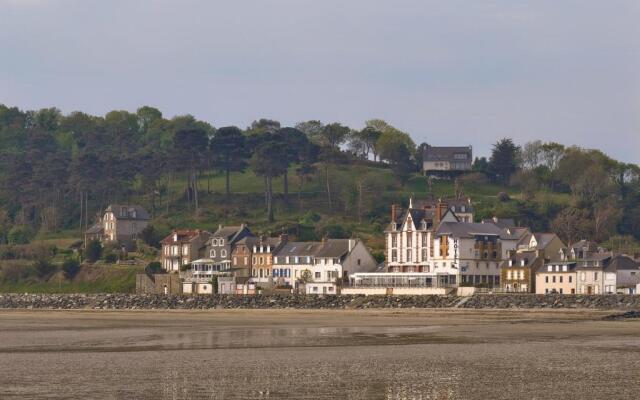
[220,239,225,246]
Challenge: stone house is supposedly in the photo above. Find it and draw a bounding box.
[500,250,544,293]
[204,224,254,271]
[500,233,566,293]
[247,235,288,287]
[160,229,211,272]
[84,204,150,250]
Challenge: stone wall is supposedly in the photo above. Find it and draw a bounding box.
[0,293,638,310]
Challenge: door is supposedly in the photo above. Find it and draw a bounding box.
[587,286,593,295]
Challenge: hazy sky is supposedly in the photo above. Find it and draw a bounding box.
[1,0,639,162]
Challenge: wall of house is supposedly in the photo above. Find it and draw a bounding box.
[342,241,378,277]
[576,269,604,294]
[423,161,451,171]
[535,272,576,294]
[136,273,181,294]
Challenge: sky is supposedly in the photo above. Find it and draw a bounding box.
[1,0,639,163]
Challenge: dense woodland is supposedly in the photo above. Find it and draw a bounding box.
[1,104,640,255]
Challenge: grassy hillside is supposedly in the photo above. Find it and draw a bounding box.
[144,163,571,249]
[0,264,143,294]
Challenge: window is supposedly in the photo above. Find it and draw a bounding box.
[552,276,556,283]
[406,249,412,262]
[210,250,216,258]
[392,250,397,262]
[391,235,397,247]
[221,250,227,258]
[220,239,224,246]
[212,239,218,246]
[233,257,237,265]
[569,276,572,283]
[421,249,427,261]
[559,288,563,294]
[559,276,563,283]
[407,235,412,247]
[594,272,598,280]
[357,259,361,266]
[545,276,549,283]
[315,272,321,279]
[313,287,318,292]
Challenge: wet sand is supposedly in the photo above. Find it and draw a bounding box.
[0,309,639,399]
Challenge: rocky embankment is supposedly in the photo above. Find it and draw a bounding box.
[0,293,639,310]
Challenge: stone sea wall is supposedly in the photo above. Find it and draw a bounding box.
[0,293,639,310]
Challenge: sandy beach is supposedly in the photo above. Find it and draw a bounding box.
[0,309,638,399]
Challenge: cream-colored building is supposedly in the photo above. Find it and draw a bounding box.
[84,204,150,250]
[535,262,577,294]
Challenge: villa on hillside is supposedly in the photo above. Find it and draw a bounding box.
[84,204,150,250]
[422,146,472,176]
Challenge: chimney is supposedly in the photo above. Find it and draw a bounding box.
[391,204,397,222]
[348,239,355,252]
[279,233,288,243]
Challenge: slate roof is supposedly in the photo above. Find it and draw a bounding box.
[423,146,472,162]
[105,204,150,220]
[160,229,208,245]
[606,255,638,271]
[519,232,560,250]
[316,239,354,258]
[85,223,103,234]
[212,225,253,243]
[276,242,323,257]
[501,250,541,268]
[436,221,507,238]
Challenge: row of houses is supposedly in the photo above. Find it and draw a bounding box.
[157,225,378,295]
[364,197,640,295]
[86,200,640,296]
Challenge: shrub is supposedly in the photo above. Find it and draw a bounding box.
[85,240,102,263]
[459,172,489,185]
[62,258,81,280]
[7,225,34,245]
[146,261,163,274]
[103,251,118,264]
[497,192,511,202]
[32,259,57,280]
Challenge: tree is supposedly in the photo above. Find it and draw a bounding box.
[488,138,520,185]
[247,119,280,134]
[295,120,324,145]
[277,127,311,204]
[62,258,81,280]
[383,142,414,186]
[250,133,289,222]
[85,239,102,263]
[415,142,429,172]
[173,128,209,211]
[318,123,350,149]
[33,259,57,280]
[7,225,33,244]
[521,140,543,170]
[210,126,248,197]
[551,207,591,245]
[472,157,490,174]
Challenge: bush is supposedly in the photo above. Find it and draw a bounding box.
[62,258,81,280]
[459,172,489,185]
[103,251,118,264]
[32,259,57,280]
[497,192,511,202]
[146,261,163,274]
[7,225,34,245]
[85,240,102,263]
[300,211,321,225]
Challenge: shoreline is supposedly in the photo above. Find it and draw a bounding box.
[1,292,639,311]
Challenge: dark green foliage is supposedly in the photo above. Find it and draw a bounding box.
[85,240,102,263]
[62,258,81,280]
[33,259,57,279]
[7,225,33,245]
[210,126,248,196]
[489,138,520,185]
[145,261,163,274]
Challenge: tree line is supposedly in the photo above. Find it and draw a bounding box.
[0,105,421,240]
